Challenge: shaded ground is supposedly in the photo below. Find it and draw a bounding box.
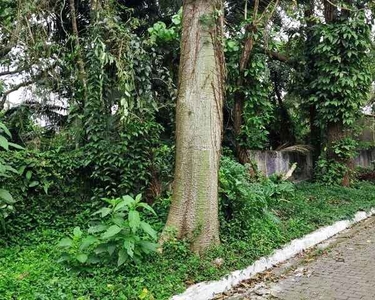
[218,216,375,300]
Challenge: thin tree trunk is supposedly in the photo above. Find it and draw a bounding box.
[160,0,225,254]
[69,0,87,103]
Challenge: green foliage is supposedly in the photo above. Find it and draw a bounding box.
[219,156,294,240]
[148,9,181,44]
[0,122,23,230]
[226,31,274,149]
[308,12,372,126]
[0,121,164,235]
[332,137,358,160]
[315,137,359,185]
[82,120,164,198]
[3,181,375,299]
[315,158,349,186]
[58,194,158,266]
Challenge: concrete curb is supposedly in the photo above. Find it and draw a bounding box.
[171,208,375,300]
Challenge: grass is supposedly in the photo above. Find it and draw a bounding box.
[1,181,375,299]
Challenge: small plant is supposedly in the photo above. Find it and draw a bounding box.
[58,194,159,266]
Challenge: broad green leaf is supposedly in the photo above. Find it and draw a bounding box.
[80,236,98,250]
[117,249,127,266]
[0,123,11,137]
[101,225,121,239]
[86,255,100,264]
[140,221,157,240]
[128,210,140,232]
[114,200,130,212]
[139,241,158,254]
[94,244,108,254]
[98,207,111,217]
[0,136,9,150]
[137,203,156,215]
[57,254,70,263]
[112,216,125,227]
[0,189,15,204]
[29,181,39,188]
[121,195,134,206]
[18,165,26,175]
[26,170,32,180]
[58,237,73,248]
[5,165,18,174]
[135,193,142,203]
[73,226,82,238]
[9,142,24,150]
[88,224,107,234]
[123,240,134,257]
[76,253,88,263]
[107,244,116,255]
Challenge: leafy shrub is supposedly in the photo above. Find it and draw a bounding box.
[315,158,350,186]
[78,120,164,199]
[58,194,159,266]
[219,156,294,240]
[332,137,358,161]
[148,9,181,44]
[0,122,23,230]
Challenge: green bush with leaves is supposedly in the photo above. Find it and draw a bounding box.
[0,121,23,230]
[315,158,350,186]
[308,11,372,127]
[58,194,158,266]
[331,137,359,161]
[219,156,294,240]
[315,137,359,186]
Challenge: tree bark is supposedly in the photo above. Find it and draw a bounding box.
[323,0,337,23]
[326,121,352,187]
[161,0,225,254]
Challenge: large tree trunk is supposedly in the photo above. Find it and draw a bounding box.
[326,122,352,187]
[161,0,225,254]
[323,0,354,187]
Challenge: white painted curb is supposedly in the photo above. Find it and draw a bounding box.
[172,208,375,300]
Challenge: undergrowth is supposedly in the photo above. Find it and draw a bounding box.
[1,180,375,299]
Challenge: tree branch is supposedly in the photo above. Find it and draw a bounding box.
[0,45,14,58]
[0,66,29,77]
[0,63,57,110]
[264,49,289,63]
[0,79,35,109]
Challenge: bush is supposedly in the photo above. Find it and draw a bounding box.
[219,156,294,240]
[58,194,159,266]
[0,121,23,231]
[315,158,349,186]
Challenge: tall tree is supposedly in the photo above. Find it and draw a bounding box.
[160,0,225,253]
[309,0,372,186]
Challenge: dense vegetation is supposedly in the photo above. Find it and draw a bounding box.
[0,0,374,299]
